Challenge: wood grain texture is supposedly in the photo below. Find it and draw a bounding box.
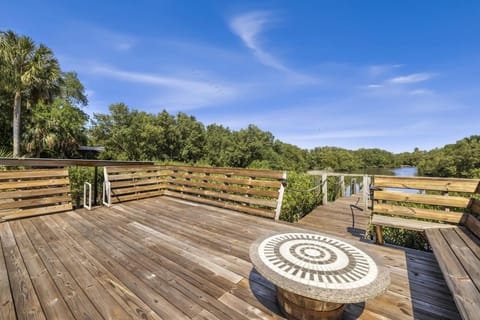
[106,165,284,218]
[374,190,471,208]
[373,203,466,223]
[1,195,463,319]
[426,228,480,320]
[0,168,72,221]
[371,215,456,231]
[374,176,480,193]
[464,214,480,238]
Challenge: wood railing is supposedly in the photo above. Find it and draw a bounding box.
[105,165,287,219]
[307,171,372,210]
[0,168,72,221]
[0,158,154,206]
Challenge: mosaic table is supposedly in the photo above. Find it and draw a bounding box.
[250,232,390,320]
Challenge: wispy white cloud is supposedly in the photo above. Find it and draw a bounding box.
[89,64,238,109]
[409,88,433,95]
[368,64,403,77]
[388,72,434,84]
[229,11,288,72]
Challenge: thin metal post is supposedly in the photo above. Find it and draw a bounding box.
[84,182,92,210]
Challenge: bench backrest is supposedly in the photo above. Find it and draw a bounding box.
[105,165,286,219]
[0,168,72,221]
[372,175,480,226]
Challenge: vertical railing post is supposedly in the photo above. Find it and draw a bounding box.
[274,171,287,221]
[339,175,345,198]
[363,175,369,210]
[321,174,328,205]
[350,178,356,195]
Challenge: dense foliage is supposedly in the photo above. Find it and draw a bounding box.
[0,30,88,158]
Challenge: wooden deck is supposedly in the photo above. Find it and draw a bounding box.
[0,196,461,319]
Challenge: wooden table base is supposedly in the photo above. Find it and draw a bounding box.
[277,287,345,320]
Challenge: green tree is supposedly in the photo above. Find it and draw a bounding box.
[0,30,60,156]
[176,113,205,163]
[23,98,88,158]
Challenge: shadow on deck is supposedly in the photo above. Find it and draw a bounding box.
[299,195,461,320]
[0,196,461,319]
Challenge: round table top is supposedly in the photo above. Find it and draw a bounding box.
[249,231,390,303]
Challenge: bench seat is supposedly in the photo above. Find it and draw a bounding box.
[425,227,480,320]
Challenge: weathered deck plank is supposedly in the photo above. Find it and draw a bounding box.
[0,195,462,319]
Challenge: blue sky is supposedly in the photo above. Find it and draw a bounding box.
[1,0,479,152]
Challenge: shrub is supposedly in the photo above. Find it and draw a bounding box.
[280,172,322,222]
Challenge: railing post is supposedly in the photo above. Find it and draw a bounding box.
[274,171,287,220]
[339,175,345,198]
[351,178,356,195]
[363,175,369,210]
[321,174,328,205]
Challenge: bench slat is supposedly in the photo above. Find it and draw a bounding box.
[373,203,467,224]
[457,226,480,259]
[375,190,471,208]
[440,228,480,290]
[425,228,480,320]
[371,215,456,231]
[374,176,480,193]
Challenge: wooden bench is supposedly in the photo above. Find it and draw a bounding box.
[0,168,73,221]
[371,175,480,319]
[104,165,286,219]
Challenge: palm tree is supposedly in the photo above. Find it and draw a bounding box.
[0,30,60,157]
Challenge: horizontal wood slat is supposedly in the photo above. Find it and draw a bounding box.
[0,168,69,179]
[371,215,456,231]
[0,168,72,221]
[163,165,285,180]
[0,187,71,200]
[0,178,70,190]
[111,184,169,197]
[167,179,279,198]
[105,165,285,218]
[165,185,277,208]
[111,190,165,203]
[374,203,467,224]
[0,204,73,221]
[375,190,471,208]
[374,176,480,193]
[163,190,274,218]
[0,195,71,211]
[169,172,281,188]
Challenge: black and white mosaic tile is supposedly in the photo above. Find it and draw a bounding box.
[257,233,378,289]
